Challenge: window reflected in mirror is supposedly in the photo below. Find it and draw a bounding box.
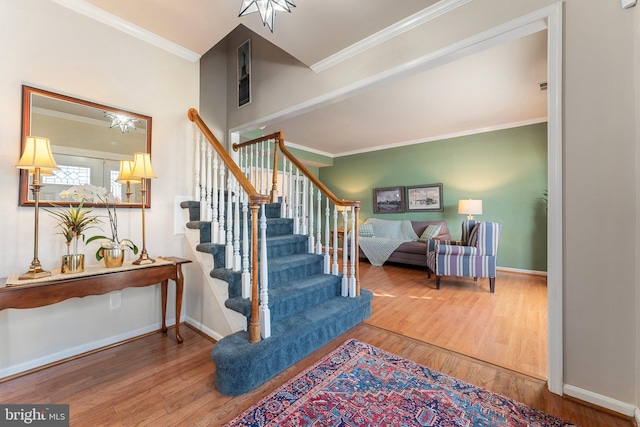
[19,86,152,207]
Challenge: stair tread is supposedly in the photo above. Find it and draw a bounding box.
[268,252,323,268]
[213,289,372,365]
[225,274,341,307]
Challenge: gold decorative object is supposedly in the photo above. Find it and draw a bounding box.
[130,152,157,265]
[15,136,59,280]
[116,159,140,202]
[101,247,125,268]
[61,254,84,273]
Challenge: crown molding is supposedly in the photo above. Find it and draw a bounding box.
[51,0,201,62]
[285,141,334,159]
[333,117,548,158]
[310,0,472,73]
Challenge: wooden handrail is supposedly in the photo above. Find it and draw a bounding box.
[233,132,360,210]
[276,133,360,209]
[188,108,270,206]
[189,108,269,344]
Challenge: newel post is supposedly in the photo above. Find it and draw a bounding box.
[248,200,262,344]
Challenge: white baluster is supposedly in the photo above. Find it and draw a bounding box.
[316,188,323,254]
[349,209,357,297]
[233,177,241,272]
[199,134,207,221]
[261,140,266,194]
[205,146,213,221]
[341,206,349,297]
[332,203,339,275]
[270,140,278,203]
[324,197,331,274]
[266,140,272,199]
[281,157,288,218]
[225,171,234,269]
[211,153,219,243]
[308,183,315,253]
[259,204,271,339]
[241,189,250,298]
[301,176,308,236]
[218,162,226,243]
[194,130,201,211]
[287,160,294,219]
[293,169,300,234]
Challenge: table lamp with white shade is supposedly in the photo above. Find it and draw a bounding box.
[15,136,60,279]
[129,152,157,265]
[458,199,483,220]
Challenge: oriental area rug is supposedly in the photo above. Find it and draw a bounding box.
[225,339,578,427]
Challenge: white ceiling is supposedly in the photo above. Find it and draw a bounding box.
[63,0,547,157]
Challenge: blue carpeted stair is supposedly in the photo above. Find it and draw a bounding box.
[181,200,372,396]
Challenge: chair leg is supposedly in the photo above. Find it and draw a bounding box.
[489,277,495,293]
[435,276,440,290]
[427,268,431,279]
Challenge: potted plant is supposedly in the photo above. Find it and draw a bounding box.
[45,199,100,273]
[86,193,138,267]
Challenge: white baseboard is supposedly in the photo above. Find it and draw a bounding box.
[497,266,548,276]
[564,384,638,417]
[0,319,177,379]
[185,316,225,342]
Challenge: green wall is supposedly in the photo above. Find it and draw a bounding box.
[319,123,548,272]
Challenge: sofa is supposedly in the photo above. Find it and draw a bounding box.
[357,219,451,267]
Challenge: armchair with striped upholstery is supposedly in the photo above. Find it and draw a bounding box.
[426,220,503,293]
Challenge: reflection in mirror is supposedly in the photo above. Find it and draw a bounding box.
[19,86,152,207]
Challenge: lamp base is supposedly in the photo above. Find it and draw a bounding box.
[133,250,155,265]
[19,263,51,280]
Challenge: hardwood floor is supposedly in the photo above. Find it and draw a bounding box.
[0,263,633,426]
[360,261,548,379]
[0,325,632,426]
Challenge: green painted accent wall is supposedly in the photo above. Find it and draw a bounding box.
[319,123,548,272]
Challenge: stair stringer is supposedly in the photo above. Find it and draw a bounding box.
[183,226,246,339]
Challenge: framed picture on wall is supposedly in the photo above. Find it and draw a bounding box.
[406,183,444,212]
[237,39,251,108]
[373,187,404,213]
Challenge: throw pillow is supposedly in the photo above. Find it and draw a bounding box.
[468,223,480,247]
[418,224,441,242]
[358,223,375,237]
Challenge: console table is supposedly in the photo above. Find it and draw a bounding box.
[0,256,191,343]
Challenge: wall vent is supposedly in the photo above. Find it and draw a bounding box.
[539,82,548,91]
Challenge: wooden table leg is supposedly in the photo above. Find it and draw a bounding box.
[161,279,168,335]
[174,264,184,344]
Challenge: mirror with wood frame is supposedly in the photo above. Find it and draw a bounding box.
[19,85,152,208]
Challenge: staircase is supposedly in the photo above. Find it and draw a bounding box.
[181,200,372,396]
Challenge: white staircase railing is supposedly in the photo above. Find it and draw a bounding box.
[189,109,270,344]
[189,110,361,346]
[233,132,361,297]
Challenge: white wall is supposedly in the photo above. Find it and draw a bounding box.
[0,1,198,377]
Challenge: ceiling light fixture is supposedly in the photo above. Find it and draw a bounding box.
[239,0,295,32]
[105,112,141,133]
